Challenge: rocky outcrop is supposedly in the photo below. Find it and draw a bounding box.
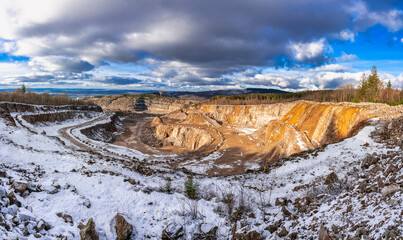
[79,218,99,240]
[0,107,15,125]
[0,102,101,113]
[279,103,365,143]
[166,109,221,127]
[199,103,296,127]
[263,120,312,159]
[154,124,214,151]
[22,111,94,125]
[115,214,133,240]
[371,116,403,148]
[262,102,368,160]
[90,95,191,113]
[0,102,102,126]
[81,114,122,143]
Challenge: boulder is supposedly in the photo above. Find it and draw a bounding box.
[381,184,401,196]
[281,206,291,216]
[80,218,99,240]
[18,208,36,222]
[0,186,6,197]
[36,219,46,232]
[83,199,91,208]
[232,230,263,240]
[162,224,184,240]
[115,214,133,240]
[277,226,288,237]
[56,212,73,225]
[8,191,21,207]
[12,182,28,194]
[324,172,339,185]
[319,224,331,240]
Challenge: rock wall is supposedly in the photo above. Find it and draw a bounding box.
[160,101,378,161]
[90,96,190,113]
[22,111,94,125]
[80,114,122,143]
[0,102,102,126]
[154,124,213,151]
[0,102,102,113]
[198,103,296,127]
[279,103,364,144]
[262,102,367,160]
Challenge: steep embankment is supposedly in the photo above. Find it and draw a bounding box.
[22,111,96,125]
[263,103,368,160]
[90,95,193,113]
[154,124,214,151]
[199,103,296,127]
[80,113,123,143]
[0,102,102,126]
[151,101,391,165]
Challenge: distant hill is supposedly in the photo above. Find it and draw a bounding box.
[151,88,289,100]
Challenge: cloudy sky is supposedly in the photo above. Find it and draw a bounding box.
[0,0,403,91]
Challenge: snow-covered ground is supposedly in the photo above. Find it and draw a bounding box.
[0,109,401,239]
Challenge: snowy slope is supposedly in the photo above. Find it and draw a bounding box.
[0,110,401,239]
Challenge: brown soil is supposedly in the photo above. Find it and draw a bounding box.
[112,113,268,175]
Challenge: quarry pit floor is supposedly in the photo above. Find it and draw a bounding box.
[113,113,268,175]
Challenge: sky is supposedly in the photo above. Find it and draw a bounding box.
[0,0,403,91]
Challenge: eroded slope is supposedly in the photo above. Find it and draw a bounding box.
[146,101,402,174]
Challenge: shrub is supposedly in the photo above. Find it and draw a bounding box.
[184,175,198,199]
[165,178,172,194]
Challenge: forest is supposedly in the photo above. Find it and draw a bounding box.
[0,86,87,105]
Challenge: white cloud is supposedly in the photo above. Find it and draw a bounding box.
[401,38,403,43]
[225,66,403,91]
[0,41,17,53]
[339,52,358,62]
[350,2,403,32]
[290,38,331,63]
[28,56,95,72]
[311,64,353,72]
[337,30,356,42]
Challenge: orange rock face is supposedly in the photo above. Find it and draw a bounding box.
[149,101,399,169]
[279,103,364,143]
[263,102,367,160]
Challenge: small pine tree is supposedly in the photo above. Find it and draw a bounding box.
[165,178,172,194]
[184,175,198,199]
[387,80,392,89]
[21,84,26,94]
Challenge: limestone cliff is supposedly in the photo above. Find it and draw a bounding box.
[0,102,102,126]
[90,95,192,113]
[198,103,296,127]
[22,111,95,125]
[262,103,367,160]
[154,124,213,151]
[151,101,388,163]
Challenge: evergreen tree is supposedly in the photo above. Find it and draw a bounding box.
[387,80,392,89]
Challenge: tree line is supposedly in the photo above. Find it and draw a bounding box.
[0,86,88,105]
[208,66,402,105]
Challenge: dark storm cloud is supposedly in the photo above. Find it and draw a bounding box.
[100,76,142,85]
[14,72,93,84]
[15,0,357,72]
[6,0,403,88]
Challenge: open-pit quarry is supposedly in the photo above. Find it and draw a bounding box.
[92,97,403,175]
[0,99,402,239]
